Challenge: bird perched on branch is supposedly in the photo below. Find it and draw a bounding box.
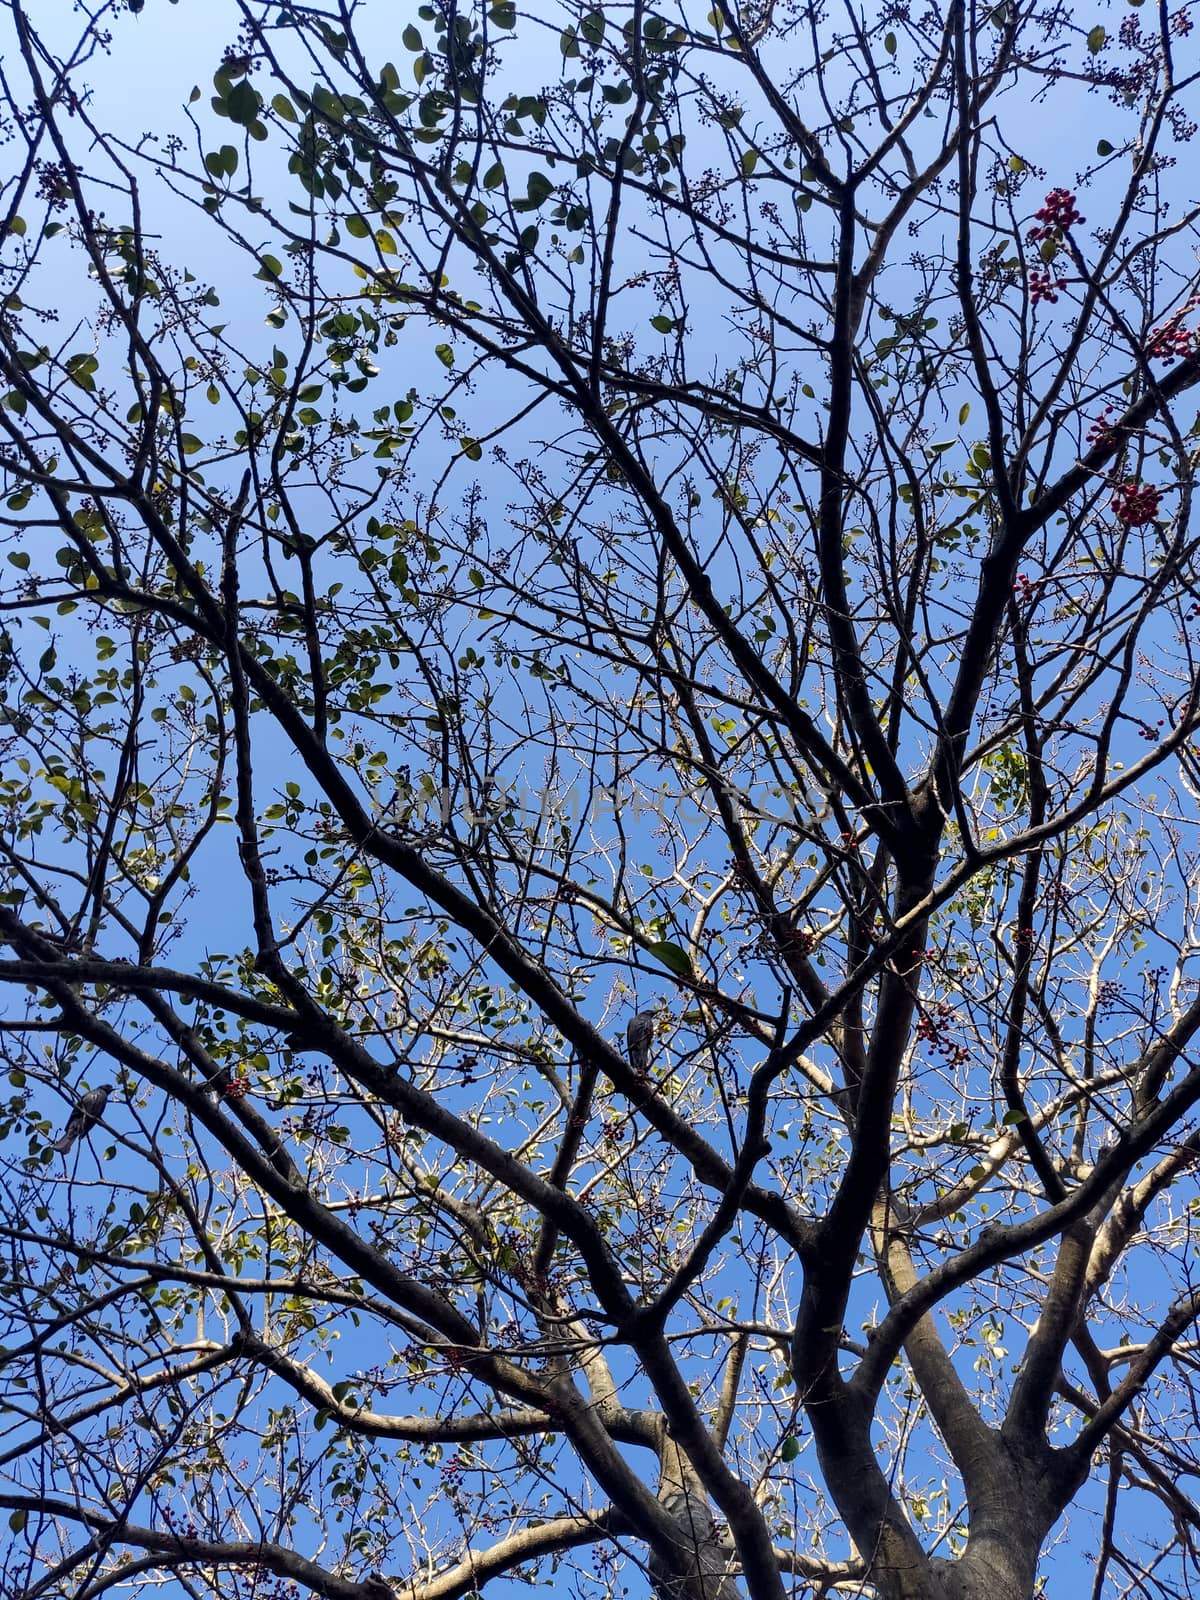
[50,1084,113,1153]
[627,1011,656,1075]
[360,1577,397,1600]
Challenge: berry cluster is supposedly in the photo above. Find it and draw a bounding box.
[1012,571,1040,601]
[223,1075,249,1101]
[601,1116,628,1147]
[777,924,816,955]
[1096,978,1123,1012]
[35,161,71,211]
[1086,404,1121,449]
[1029,269,1068,304]
[1111,479,1162,527]
[1137,719,1165,741]
[1106,57,1154,99]
[162,1509,201,1542]
[440,1447,496,1527]
[592,1543,620,1579]
[1027,188,1085,242]
[727,856,755,890]
[914,1001,970,1068]
[1146,298,1200,364]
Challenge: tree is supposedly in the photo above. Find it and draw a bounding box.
[1,1,1200,1596]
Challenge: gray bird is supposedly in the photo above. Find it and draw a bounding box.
[360,1578,396,1600]
[627,1011,656,1074]
[51,1084,113,1153]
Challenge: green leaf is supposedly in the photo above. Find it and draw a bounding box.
[1097,138,1114,156]
[179,434,204,455]
[460,437,482,461]
[580,9,605,44]
[403,23,423,50]
[346,213,371,238]
[483,161,505,190]
[8,551,30,570]
[434,343,454,368]
[204,145,238,179]
[884,31,897,53]
[741,148,758,175]
[1001,1107,1028,1125]
[8,1508,26,1534]
[780,1436,800,1462]
[650,314,676,333]
[958,401,970,424]
[560,25,579,56]
[490,1,516,25]
[256,254,284,280]
[648,939,694,977]
[225,79,261,126]
[272,93,298,122]
[65,353,98,392]
[526,171,554,205]
[1087,24,1106,51]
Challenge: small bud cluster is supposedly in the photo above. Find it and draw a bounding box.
[1111,479,1162,527]
[1027,188,1085,243]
